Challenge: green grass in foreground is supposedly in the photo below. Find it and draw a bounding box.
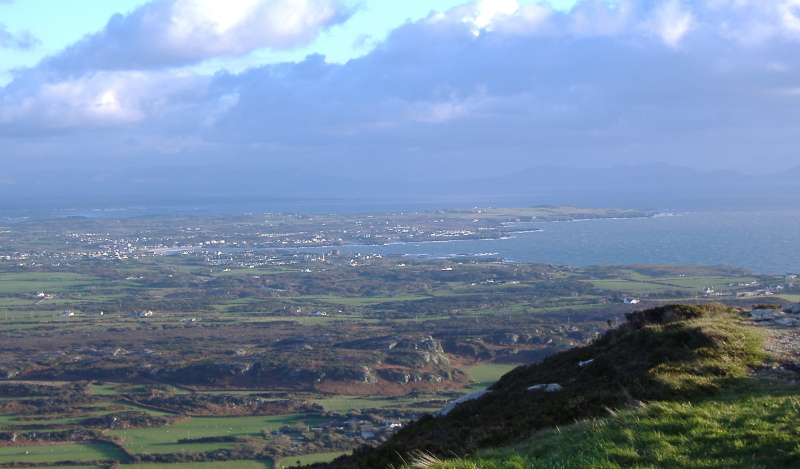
[408,385,800,469]
[347,304,768,469]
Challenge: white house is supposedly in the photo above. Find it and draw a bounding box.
[623,298,640,304]
[130,310,154,317]
[55,311,74,317]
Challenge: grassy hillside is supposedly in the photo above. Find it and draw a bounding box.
[314,304,772,469]
[405,386,800,468]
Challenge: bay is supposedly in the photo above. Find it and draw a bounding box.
[3,196,798,275]
[274,210,800,275]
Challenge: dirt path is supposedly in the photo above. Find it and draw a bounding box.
[748,308,800,382]
[759,325,800,361]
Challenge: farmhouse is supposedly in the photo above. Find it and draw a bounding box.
[130,310,154,317]
[384,419,402,429]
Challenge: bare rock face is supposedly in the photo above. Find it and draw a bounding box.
[434,390,491,417]
[358,366,377,384]
[783,303,800,315]
[775,317,800,327]
[751,309,786,321]
[527,383,562,392]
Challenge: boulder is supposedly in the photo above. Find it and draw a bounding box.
[783,303,800,314]
[434,390,491,417]
[750,309,786,321]
[527,383,562,392]
[775,317,800,327]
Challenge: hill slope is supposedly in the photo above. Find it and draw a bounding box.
[312,303,772,469]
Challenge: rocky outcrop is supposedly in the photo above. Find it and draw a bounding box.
[750,309,786,321]
[751,305,800,327]
[434,390,491,417]
[527,383,562,392]
[783,303,800,314]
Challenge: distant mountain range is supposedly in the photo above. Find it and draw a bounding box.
[2,163,799,210]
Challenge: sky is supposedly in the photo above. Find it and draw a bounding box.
[2,0,800,184]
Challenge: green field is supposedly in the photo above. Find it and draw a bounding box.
[282,451,349,467]
[0,209,793,468]
[0,442,127,464]
[588,279,676,293]
[312,395,425,412]
[126,461,273,469]
[90,383,132,395]
[110,414,325,454]
[464,364,521,389]
[777,293,800,303]
[299,295,431,306]
[0,272,98,293]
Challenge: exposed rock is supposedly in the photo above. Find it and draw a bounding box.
[434,390,491,417]
[783,303,800,314]
[750,309,786,321]
[338,335,443,352]
[358,366,377,384]
[527,383,562,392]
[775,317,800,327]
[378,369,432,384]
[418,351,450,365]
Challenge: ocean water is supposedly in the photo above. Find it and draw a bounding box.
[0,195,489,220]
[2,197,798,275]
[277,211,800,275]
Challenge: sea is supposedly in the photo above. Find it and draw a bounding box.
[1,196,798,275]
[279,211,800,275]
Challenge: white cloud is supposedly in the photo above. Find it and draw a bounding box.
[42,0,352,73]
[406,87,491,123]
[166,0,350,55]
[0,71,209,131]
[5,0,800,177]
[0,23,40,50]
[467,0,519,32]
[649,0,695,46]
[780,0,800,33]
[567,0,635,37]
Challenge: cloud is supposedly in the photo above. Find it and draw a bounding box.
[0,70,211,133]
[42,0,353,73]
[650,0,695,46]
[4,0,800,178]
[198,0,800,175]
[0,24,40,50]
